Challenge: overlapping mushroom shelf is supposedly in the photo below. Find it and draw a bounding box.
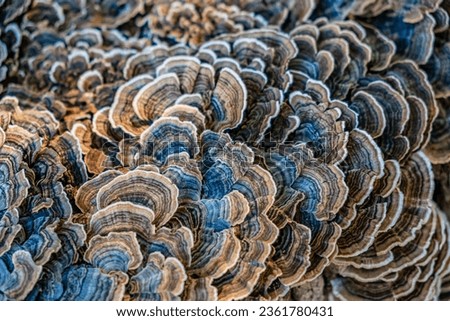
[1,0,450,301]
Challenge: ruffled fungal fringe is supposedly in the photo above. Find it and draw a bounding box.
[0,0,449,302]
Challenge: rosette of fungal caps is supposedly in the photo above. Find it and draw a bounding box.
[0,0,450,301]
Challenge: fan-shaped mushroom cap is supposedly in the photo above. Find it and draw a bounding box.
[60,265,128,300]
[139,117,199,165]
[96,170,179,227]
[0,250,42,300]
[130,252,187,301]
[89,202,155,241]
[84,232,143,272]
[1,0,450,303]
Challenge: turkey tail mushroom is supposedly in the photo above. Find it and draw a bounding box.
[1,0,450,303]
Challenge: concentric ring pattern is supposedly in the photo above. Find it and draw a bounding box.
[1,0,450,301]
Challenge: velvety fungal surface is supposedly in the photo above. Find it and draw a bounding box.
[0,0,450,301]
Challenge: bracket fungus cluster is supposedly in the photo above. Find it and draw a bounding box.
[1,0,450,301]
